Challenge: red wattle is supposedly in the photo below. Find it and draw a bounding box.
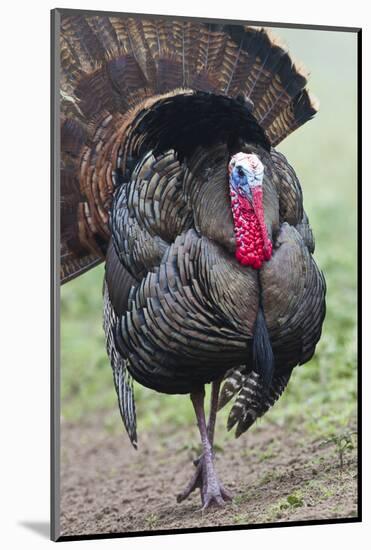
[230,187,272,269]
[251,186,272,261]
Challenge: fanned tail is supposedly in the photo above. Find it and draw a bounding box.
[59,12,318,284]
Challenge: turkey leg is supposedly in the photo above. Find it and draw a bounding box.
[177,381,232,508]
[193,378,221,465]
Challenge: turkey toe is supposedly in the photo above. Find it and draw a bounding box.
[177,454,232,508]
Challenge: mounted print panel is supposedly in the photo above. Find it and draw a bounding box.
[51,8,360,541]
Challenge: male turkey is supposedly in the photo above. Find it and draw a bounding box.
[60,13,326,509]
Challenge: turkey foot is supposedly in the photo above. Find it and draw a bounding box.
[177,383,232,509]
[177,452,232,508]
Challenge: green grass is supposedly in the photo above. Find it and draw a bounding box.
[60,29,357,443]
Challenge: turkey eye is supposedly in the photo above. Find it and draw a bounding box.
[237,167,244,177]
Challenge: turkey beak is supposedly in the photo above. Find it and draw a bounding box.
[251,185,272,260]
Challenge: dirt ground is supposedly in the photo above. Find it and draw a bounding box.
[60,413,358,538]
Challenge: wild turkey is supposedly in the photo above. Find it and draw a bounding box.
[60,13,326,509]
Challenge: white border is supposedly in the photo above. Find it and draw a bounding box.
[1,1,368,548]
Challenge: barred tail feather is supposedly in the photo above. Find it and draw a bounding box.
[218,365,247,411]
[268,89,319,146]
[220,369,292,438]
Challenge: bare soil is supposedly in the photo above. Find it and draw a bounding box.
[60,413,358,538]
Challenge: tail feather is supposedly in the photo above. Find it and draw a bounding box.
[64,15,106,66]
[87,15,121,58]
[218,365,247,410]
[61,118,86,159]
[224,370,292,438]
[268,89,318,146]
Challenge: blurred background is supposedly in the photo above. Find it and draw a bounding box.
[60,27,357,447]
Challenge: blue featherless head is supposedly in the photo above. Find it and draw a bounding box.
[228,152,264,199]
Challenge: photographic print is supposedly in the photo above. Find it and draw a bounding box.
[51,8,360,541]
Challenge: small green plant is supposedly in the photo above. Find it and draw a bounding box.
[286,494,304,508]
[145,513,158,530]
[266,491,305,521]
[319,430,357,469]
